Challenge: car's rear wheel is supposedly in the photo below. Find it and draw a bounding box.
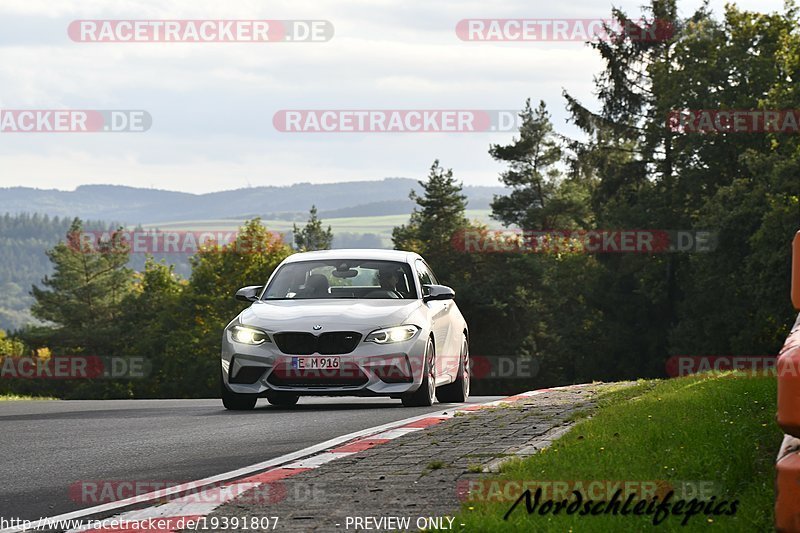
[436,334,470,403]
[401,337,436,407]
[266,390,300,406]
[221,372,258,411]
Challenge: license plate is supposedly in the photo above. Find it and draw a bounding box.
[291,356,340,370]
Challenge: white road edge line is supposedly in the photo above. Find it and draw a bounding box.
[1,383,591,533]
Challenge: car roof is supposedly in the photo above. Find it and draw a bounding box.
[282,249,422,264]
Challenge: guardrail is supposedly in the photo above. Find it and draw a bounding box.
[776,230,800,532]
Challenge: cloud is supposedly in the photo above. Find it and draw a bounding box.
[0,0,787,192]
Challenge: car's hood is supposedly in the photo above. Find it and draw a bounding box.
[237,299,422,333]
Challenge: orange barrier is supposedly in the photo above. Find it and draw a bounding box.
[776,436,800,532]
[793,232,800,310]
[778,322,800,437]
[776,230,800,532]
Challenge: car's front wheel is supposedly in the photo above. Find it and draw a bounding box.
[221,373,258,411]
[401,337,436,407]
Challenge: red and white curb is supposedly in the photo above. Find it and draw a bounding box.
[2,384,589,533]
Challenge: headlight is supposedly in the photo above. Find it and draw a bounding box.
[365,325,420,344]
[230,325,270,345]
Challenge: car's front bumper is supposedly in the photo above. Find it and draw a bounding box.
[221,329,429,397]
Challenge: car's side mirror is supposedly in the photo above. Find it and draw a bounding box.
[235,285,263,302]
[422,284,455,302]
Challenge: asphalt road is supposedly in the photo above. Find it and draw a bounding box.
[0,396,500,522]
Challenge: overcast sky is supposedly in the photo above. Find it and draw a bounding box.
[0,0,787,193]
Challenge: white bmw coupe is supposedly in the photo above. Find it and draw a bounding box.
[220,249,470,410]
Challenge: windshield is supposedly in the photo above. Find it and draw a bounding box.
[262,260,418,300]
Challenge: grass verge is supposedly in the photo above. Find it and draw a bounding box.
[0,394,56,401]
[456,373,780,532]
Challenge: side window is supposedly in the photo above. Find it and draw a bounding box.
[422,262,439,284]
[415,259,433,287]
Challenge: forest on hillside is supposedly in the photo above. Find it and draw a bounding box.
[0,213,393,332]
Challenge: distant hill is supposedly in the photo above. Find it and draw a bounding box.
[0,179,507,225]
[0,179,508,331]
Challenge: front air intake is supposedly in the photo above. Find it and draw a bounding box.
[273,332,362,355]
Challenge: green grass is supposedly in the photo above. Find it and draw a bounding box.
[457,373,780,532]
[0,394,56,400]
[139,209,497,239]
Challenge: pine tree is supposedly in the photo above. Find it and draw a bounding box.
[30,218,132,353]
[392,160,468,254]
[293,206,333,251]
[561,0,690,225]
[490,99,589,231]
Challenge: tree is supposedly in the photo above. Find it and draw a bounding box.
[293,206,333,251]
[115,258,185,398]
[490,100,587,231]
[392,160,468,256]
[158,219,292,397]
[557,1,694,380]
[562,1,682,223]
[669,6,800,356]
[0,330,25,358]
[560,1,799,379]
[30,218,132,354]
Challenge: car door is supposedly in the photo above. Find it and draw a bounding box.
[416,260,455,382]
